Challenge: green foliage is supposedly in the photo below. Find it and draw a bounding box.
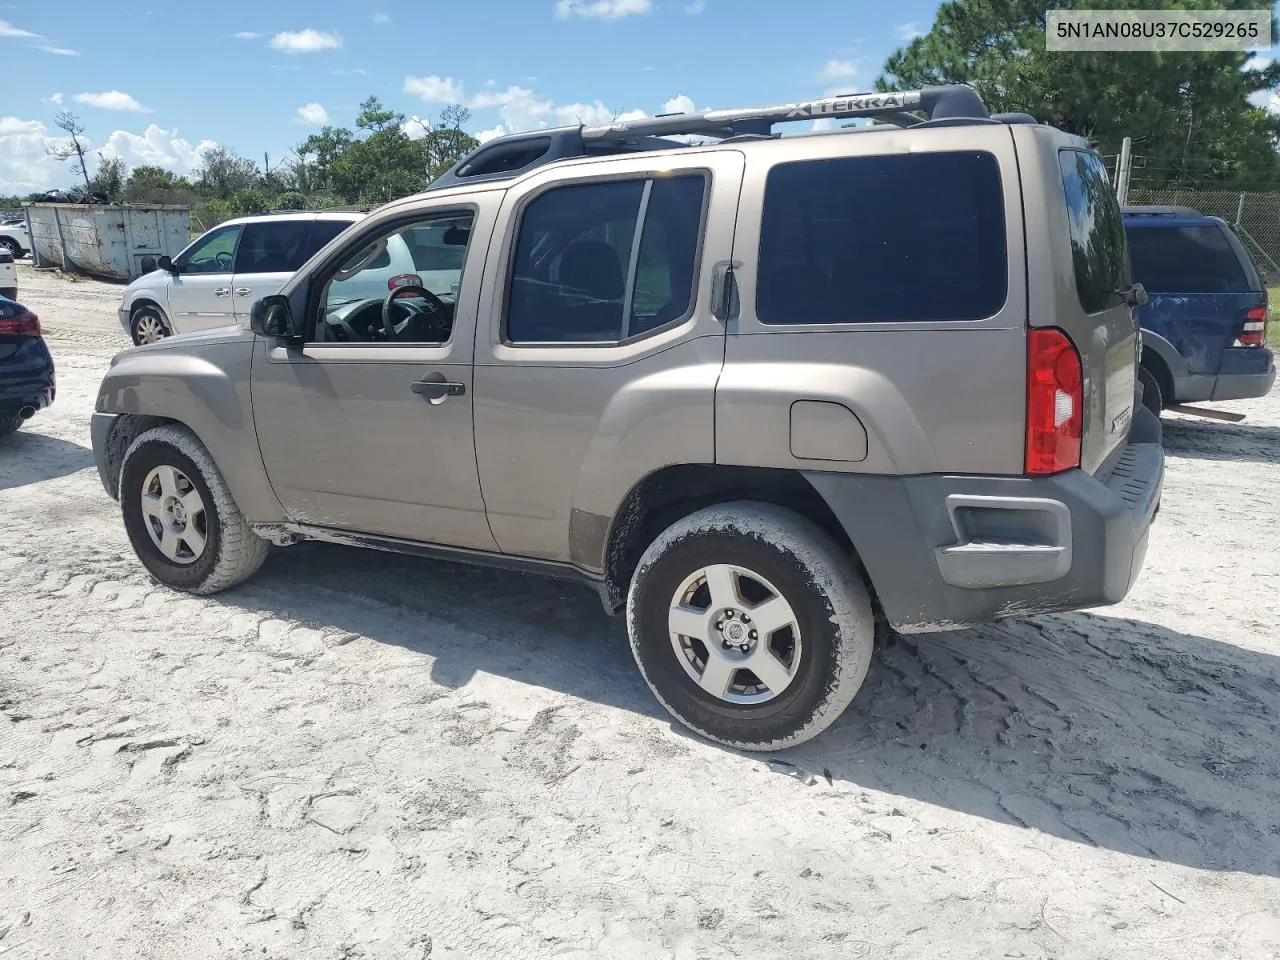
[877,0,1280,187]
[90,155,129,201]
[276,191,308,210]
[197,146,262,200]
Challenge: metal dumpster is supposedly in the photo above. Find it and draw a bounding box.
[25,203,190,282]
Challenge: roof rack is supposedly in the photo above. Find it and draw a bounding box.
[429,84,1007,191]
[1122,205,1203,218]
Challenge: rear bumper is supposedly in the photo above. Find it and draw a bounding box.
[1211,347,1275,401]
[0,336,55,417]
[806,426,1165,634]
[1175,348,1275,403]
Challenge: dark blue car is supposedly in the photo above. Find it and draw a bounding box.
[0,294,55,436]
[1125,205,1276,415]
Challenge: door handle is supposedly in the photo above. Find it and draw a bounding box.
[410,375,466,402]
[235,287,252,297]
[214,287,230,298]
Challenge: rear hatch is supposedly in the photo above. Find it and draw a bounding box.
[1125,213,1267,375]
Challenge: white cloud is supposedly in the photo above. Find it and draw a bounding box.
[0,117,215,192]
[99,125,217,176]
[403,74,465,103]
[295,102,330,125]
[45,92,64,107]
[684,0,705,12]
[334,68,370,76]
[73,90,151,113]
[476,126,506,144]
[663,94,697,114]
[821,59,858,80]
[897,22,923,41]
[554,0,652,20]
[37,46,79,56]
[233,31,260,40]
[0,19,39,38]
[372,12,391,24]
[269,28,342,54]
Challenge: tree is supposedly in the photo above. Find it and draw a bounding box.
[196,146,261,199]
[124,166,196,205]
[297,125,355,193]
[91,155,129,201]
[329,96,426,202]
[411,104,480,181]
[48,111,93,193]
[877,0,1280,188]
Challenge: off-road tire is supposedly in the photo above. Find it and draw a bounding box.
[130,305,171,345]
[627,502,875,751]
[120,425,268,594]
[0,415,22,437]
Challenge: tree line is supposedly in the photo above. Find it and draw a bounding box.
[0,97,478,229]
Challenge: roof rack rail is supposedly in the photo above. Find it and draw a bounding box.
[1122,205,1203,218]
[429,84,998,191]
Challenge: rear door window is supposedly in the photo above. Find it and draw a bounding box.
[755,151,1007,324]
[1059,150,1129,314]
[1126,225,1250,294]
[308,218,355,257]
[234,219,314,274]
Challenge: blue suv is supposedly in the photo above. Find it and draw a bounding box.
[1124,205,1276,415]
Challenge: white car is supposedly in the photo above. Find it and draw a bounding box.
[117,212,365,345]
[0,219,28,259]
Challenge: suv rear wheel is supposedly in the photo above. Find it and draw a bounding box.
[1138,365,1164,418]
[120,425,268,594]
[627,502,875,750]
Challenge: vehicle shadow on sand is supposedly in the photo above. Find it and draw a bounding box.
[0,431,94,490]
[1162,416,1280,465]
[227,541,1280,880]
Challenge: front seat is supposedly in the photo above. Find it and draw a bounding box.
[556,241,626,341]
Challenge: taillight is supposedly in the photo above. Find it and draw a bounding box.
[0,310,39,336]
[1025,328,1082,475]
[1238,306,1267,348]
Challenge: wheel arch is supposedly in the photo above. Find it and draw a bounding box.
[96,351,284,523]
[1140,330,1183,402]
[595,463,875,615]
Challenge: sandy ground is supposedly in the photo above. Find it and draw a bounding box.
[2,263,1279,960]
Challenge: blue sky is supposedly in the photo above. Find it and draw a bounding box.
[0,0,943,192]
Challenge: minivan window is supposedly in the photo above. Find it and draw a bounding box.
[506,174,706,344]
[1126,224,1250,294]
[178,224,241,274]
[1059,150,1129,314]
[309,218,354,253]
[755,152,1007,325]
[234,220,313,274]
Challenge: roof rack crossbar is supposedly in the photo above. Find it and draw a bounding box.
[579,85,989,142]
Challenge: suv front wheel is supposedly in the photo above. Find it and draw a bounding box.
[120,425,269,594]
[627,502,875,751]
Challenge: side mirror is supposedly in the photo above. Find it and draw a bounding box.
[158,255,176,274]
[1132,282,1148,308]
[250,295,297,339]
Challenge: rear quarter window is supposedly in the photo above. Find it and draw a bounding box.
[755,151,1007,325]
[1059,150,1129,314]
[1126,224,1251,294]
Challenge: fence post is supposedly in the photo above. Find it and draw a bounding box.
[1235,192,1245,227]
[1115,137,1132,205]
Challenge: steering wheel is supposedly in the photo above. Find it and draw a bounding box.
[382,285,446,340]
[214,251,234,271]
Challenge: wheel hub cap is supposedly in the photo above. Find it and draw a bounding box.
[140,465,208,565]
[668,564,802,705]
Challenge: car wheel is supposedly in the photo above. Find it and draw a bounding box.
[130,305,171,345]
[627,502,875,751]
[119,424,268,594]
[0,288,16,302]
[1138,365,1164,418]
[0,415,22,437]
[0,238,20,258]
